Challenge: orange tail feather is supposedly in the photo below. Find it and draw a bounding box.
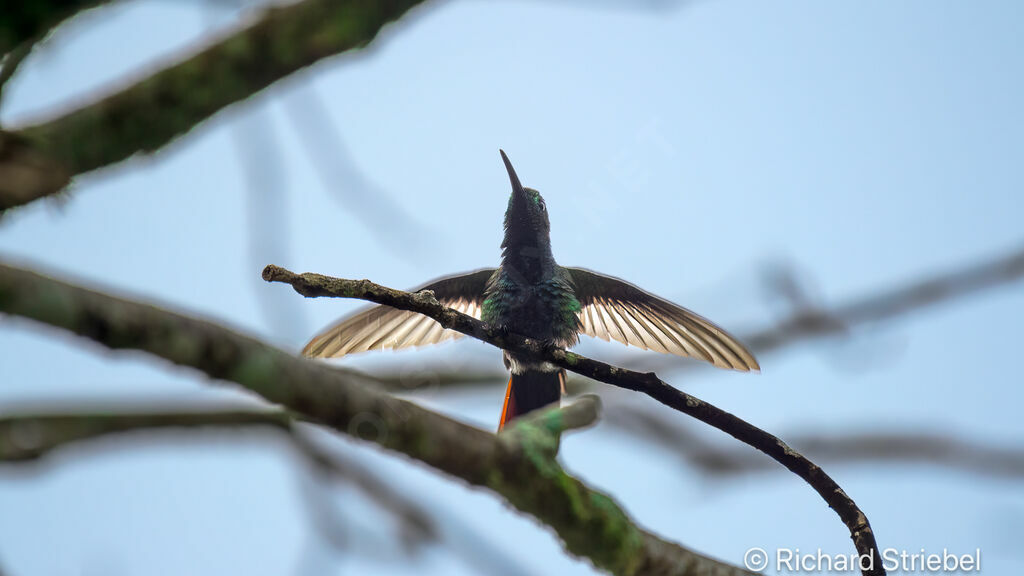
[497,370,564,430]
[498,375,517,430]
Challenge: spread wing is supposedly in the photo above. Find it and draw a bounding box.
[566,268,760,372]
[302,268,497,359]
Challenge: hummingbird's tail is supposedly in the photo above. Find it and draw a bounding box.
[498,370,565,429]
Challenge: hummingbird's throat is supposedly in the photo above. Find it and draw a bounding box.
[501,243,552,284]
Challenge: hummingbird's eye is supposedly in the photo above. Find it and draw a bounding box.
[538,199,546,212]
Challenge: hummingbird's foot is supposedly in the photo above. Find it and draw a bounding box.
[539,339,561,356]
[488,323,511,341]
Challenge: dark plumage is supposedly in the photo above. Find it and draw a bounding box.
[303,150,758,429]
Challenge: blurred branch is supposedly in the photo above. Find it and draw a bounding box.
[759,432,1024,478]
[632,242,1024,374]
[606,400,1024,479]
[289,427,436,547]
[0,405,436,546]
[0,0,106,111]
[0,407,291,461]
[0,0,428,212]
[298,430,537,575]
[261,264,884,576]
[0,0,106,52]
[0,41,33,112]
[283,84,437,261]
[0,261,749,576]
[752,241,1024,351]
[230,104,308,344]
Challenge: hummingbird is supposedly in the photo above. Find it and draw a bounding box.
[303,150,759,429]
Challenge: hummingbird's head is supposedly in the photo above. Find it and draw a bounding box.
[499,150,551,257]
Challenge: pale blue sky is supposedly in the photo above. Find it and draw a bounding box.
[1,1,1022,575]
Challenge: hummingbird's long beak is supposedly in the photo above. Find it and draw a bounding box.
[500,150,527,200]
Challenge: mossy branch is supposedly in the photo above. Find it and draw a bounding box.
[261,264,886,576]
[0,0,427,212]
[0,260,749,576]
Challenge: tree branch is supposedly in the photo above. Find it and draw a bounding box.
[0,405,438,548]
[605,399,1024,479]
[0,1,111,114]
[0,0,106,53]
[630,242,1024,374]
[0,0,428,212]
[0,407,291,462]
[0,40,33,112]
[0,261,748,576]
[261,264,886,576]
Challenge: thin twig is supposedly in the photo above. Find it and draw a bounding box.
[262,264,886,576]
